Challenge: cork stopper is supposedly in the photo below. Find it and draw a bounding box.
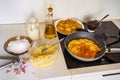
[48,6,53,12]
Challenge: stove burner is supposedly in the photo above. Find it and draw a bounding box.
[107,30,120,46]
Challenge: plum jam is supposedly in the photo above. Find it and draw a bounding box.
[86,20,101,32]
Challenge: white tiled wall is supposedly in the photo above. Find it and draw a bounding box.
[0,0,45,24]
[45,0,120,20]
[0,0,120,24]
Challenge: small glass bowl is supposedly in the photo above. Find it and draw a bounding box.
[86,18,102,32]
[28,39,60,68]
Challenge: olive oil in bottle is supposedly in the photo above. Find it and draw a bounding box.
[44,6,57,39]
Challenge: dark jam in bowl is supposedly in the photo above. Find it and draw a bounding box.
[87,20,100,30]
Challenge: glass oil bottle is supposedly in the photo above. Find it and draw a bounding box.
[44,6,57,39]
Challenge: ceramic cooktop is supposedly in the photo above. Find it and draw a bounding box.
[58,21,120,69]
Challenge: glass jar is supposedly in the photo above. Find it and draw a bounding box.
[26,16,40,41]
[28,39,59,68]
[44,6,57,39]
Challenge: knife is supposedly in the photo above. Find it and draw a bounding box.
[0,56,19,70]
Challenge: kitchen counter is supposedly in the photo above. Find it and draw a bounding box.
[0,19,120,80]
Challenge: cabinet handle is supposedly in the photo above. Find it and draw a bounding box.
[102,72,120,77]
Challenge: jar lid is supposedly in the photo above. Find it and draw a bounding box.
[27,16,38,24]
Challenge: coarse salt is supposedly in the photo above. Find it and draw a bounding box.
[7,39,31,54]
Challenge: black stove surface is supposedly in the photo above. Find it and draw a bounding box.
[58,21,120,69]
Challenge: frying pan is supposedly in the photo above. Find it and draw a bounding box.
[64,31,106,62]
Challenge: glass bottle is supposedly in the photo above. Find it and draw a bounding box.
[26,16,40,41]
[44,6,57,39]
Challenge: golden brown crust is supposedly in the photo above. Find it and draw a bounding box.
[68,39,100,58]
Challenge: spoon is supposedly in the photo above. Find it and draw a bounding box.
[42,38,65,53]
[98,14,110,23]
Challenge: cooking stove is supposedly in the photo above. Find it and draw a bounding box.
[58,21,120,69]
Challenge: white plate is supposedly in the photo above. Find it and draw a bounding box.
[54,18,84,35]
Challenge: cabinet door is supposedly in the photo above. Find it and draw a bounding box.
[102,72,120,80]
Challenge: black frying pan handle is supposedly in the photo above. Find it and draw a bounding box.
[107,40,120,47]
[119,30,120,36]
